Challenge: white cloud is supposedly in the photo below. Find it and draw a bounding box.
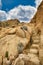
[0,0,42,22]
[7,5,37,22]
[35,0,42,8]
[0,10,7,21]
[0,5,37,22]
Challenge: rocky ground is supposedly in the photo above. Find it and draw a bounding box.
[0,23,42,65]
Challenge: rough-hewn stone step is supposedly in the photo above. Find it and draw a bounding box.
[29,48,38,54]
[33,39,40,43]
[31,44,39,49]
[32,36,40,40]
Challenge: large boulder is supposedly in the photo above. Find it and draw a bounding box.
[0,34,29,60]
[7,28,16,34]
[16,27,26,38]
[16,25,32,39]
[14,53,40,65]
[3,58,11,65]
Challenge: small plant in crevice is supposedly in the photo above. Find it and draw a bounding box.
[17,43,24,54]
[5,51,9,59]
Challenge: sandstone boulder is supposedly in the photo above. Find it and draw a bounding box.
[7,28,16,34]
[16,27,26,38]
[0,34,29,60]
[14,54,40,65]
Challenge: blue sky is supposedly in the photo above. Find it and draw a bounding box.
[0,0,42,22]
[1,0,35,12]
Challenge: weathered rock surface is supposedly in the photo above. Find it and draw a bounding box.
[0,25,32,63]
[0,1,43,65]
[14,54,40,65]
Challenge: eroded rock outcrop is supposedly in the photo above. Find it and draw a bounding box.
[0,25,32,65]
[13,54,40,65]
[0,1,43,65]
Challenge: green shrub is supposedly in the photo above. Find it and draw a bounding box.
[5,51,8,58]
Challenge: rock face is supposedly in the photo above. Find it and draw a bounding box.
[0,25,32,65]
[39,26,43,65]
[30,1,43,65]
[0,19,20,27]
[0,1,43,65]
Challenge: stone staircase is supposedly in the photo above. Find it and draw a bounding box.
[27,29,41,65]
[0,28,41,65]
[29,29,40,55]
[14,30,41,65]
[14,31,41,65]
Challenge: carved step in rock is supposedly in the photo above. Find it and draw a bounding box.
[32,36,40,40]
[31,44,39,49]
[33,39,40,44]
[29,48,38,54]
